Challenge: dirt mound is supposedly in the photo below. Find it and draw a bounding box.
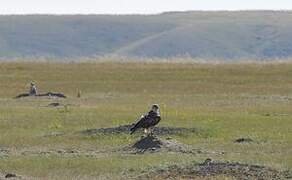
[82,124,133,135]
[124,136,191,154]
[81,124,199,136]
[14,92,66,99]
[140,159,291,179]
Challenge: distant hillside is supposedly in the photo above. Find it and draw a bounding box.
[1,11,292,60]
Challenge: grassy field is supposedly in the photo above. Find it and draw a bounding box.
[0,62,291,179]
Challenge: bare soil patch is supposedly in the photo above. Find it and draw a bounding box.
[0,147,108,158]
[139,159,292,180]
[81,124,200,136]
[14,92,66,99]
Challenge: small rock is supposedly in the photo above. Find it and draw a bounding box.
[5,173,16,178]
[47,102,61,107]
[57,150,65,154]
[234,138,253,143]
[68,150,78,153]
[197,150,203,153]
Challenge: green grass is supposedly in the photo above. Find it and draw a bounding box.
[0,62,291,179]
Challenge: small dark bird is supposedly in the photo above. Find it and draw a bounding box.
[130,104,161,135]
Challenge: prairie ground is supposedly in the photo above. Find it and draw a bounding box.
[0,62,291,179]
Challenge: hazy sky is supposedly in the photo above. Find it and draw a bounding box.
[1,0,292,14]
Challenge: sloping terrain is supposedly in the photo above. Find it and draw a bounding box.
[0,15,175,59]
[1,11,292,60]
[120,11,292,60]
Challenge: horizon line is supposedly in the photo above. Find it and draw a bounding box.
[1,9,292,16]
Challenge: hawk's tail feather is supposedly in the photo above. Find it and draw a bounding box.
[130,117,142,134]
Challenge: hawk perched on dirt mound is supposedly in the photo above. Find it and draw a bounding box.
[130,104,161,135]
